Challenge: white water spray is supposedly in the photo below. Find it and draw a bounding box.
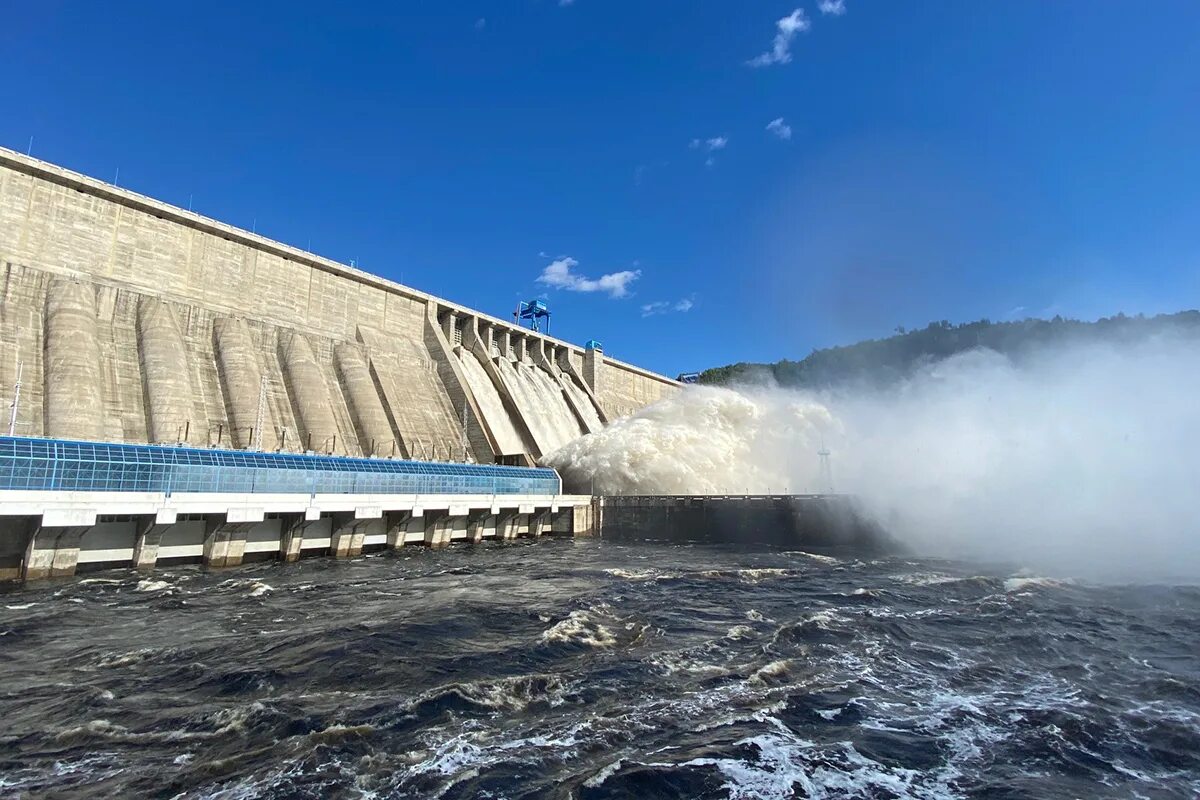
[544,336,1200,580]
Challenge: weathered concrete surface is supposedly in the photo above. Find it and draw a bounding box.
[137,297,200,445]
[335,343,397,457]
[0,147,678,464]
[23,525,89,579]
[203,518,260,568]
[43,279,104,441]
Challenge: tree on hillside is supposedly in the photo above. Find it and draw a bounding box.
[697,311,1200,389]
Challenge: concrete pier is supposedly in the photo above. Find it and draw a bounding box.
[0,490,593,581]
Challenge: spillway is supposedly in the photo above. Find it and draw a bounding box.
[494,358,585,456]
[523,364,586,447]
[562,373,604,433]
[456,350,528,456]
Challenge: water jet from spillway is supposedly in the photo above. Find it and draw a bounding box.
[543,386,838,495]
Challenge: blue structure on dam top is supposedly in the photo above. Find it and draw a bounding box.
[515,299,551,333]
[0,436,562,496]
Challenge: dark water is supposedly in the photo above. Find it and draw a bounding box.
[2,539,1199,799]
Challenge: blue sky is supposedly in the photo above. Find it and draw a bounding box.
[4,2,1199,376]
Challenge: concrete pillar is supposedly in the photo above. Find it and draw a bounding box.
[583,344,604,394]
[132,514,177,570]
[497,329,511,359]
[442,311,458,344]
[495,510,519,541]
[380,511,418,549]
[0,518,32,581]
[202,519,257,568]
[280,512,321,562]
[23,525,89,580]
[423,512,452,548]
[330,510,379,558]
[513,336,527,363]
[466,512,489,543]
[530,510,550,538]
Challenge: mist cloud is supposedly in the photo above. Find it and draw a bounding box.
[545,335,1200,582]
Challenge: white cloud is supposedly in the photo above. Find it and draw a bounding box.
[704,156,715,168]
[559,0,575,5]
[537,256,640,298]
[747,9,810,67]
[474,17,486,30]
[818,0,846,15]
[641,301,669,316]
[690,136,727,152]
[766,118,792,140]
[642,296,696,317]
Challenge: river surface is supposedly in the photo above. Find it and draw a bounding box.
[1,538,1198,798]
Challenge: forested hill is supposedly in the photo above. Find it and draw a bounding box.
[698,311,1200,389]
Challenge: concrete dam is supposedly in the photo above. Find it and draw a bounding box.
[0,147,678,465]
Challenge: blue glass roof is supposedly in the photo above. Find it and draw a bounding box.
[0,436,561,496]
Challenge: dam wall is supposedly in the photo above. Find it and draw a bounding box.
[598,495,897,555]
[0,147,678,462]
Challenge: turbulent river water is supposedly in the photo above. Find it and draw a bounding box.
[2,539,1198,799]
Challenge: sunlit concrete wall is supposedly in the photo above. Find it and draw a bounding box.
[0,148,678,462]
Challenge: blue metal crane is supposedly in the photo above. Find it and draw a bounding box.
[515,299,551,332]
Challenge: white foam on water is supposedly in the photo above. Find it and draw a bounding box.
[1003,576,1070,593]
[540,609,618,648]
[603,567,658,580]
[583,757,627,788]
[135,579,171,592]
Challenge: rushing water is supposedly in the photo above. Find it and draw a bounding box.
[2,539,1198,799]
[455,352,528,456]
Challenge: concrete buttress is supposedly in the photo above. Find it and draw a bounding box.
[279,331,347,455]
[137,297,199,445]
[43,279,104,441]
[214,318,271,449]
[334,343,397,457]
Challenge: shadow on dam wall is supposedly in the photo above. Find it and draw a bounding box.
[598,495,900,556]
